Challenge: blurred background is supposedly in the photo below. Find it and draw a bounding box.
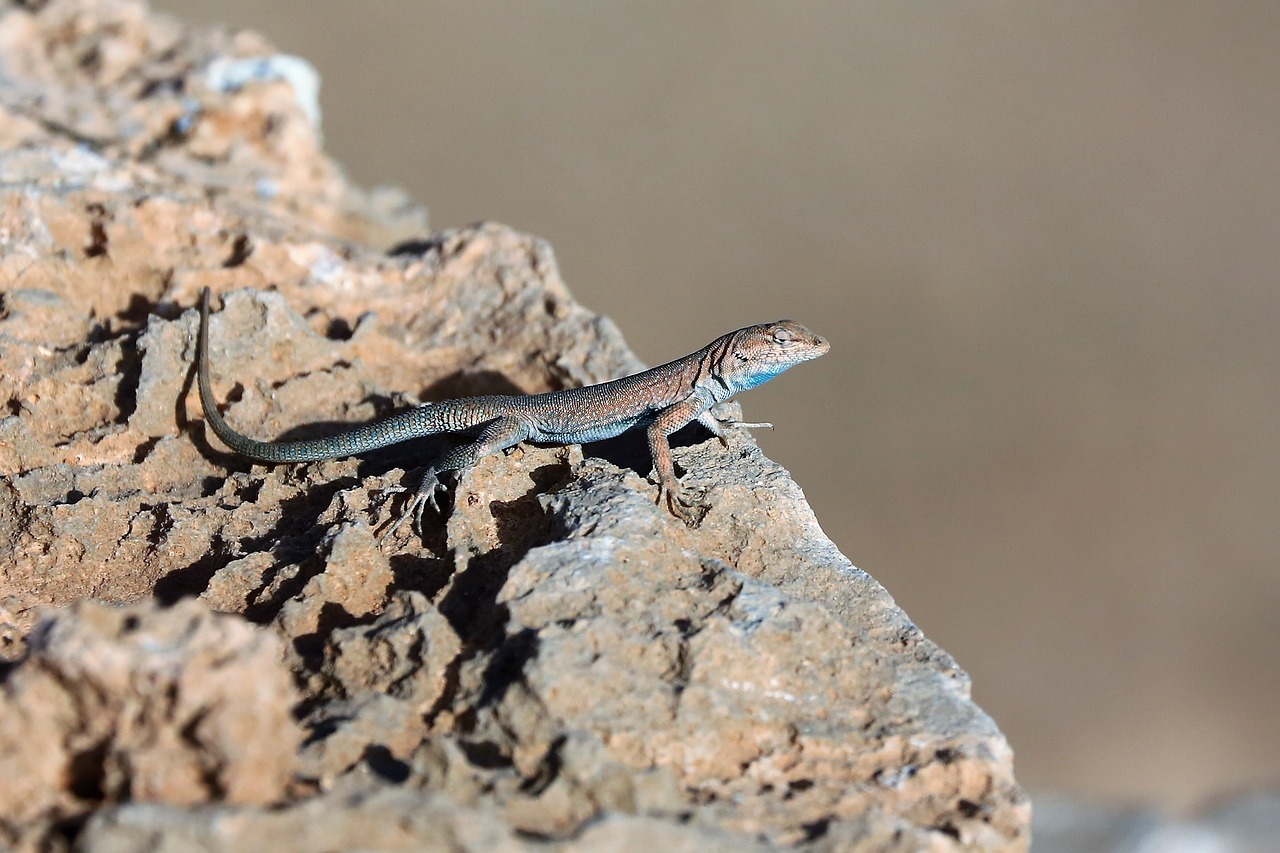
[154,1,1280,813]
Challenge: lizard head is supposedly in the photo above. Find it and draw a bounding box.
[718,320,829,392]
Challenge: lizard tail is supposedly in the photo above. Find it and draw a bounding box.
[196,288,437,463]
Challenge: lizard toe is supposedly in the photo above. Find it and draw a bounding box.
[377,501,411,546]
[412,489,444,538]
[664,489,705,527]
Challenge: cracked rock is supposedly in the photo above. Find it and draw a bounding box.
[0,598,300,847]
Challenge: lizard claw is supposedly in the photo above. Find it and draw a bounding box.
[410,471,449,536]
[408,493,432,538]
[656,484,706,527]
[378,470,448,545]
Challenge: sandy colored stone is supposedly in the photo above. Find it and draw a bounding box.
[0,598,300,848]
[297,589,463,785]
[0,0,1029,849]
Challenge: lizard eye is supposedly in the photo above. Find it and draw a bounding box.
[772,327,795,344]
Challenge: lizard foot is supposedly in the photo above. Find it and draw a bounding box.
[705,416,774,447]
[378,470,448,545]
[657,483,708,527]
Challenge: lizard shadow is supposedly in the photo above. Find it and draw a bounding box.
[153,475,363,606]
[431,460,569,631]
[424,461,567,739]
[579,420,717,480]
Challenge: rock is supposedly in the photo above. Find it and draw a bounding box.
[76,783,766,853]
[298,589,462,785]
[0,598,300,849]
[428,457,1026,847]
[0,0,1029,849]
[77,787,531,853]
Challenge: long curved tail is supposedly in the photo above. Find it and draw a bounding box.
[196,288,436,462]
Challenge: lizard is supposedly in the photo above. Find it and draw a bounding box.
[195,287,829,540]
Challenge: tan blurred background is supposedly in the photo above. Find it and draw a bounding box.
[153,1,1280,808]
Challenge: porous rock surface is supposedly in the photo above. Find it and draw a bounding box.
[0,1,1030,850]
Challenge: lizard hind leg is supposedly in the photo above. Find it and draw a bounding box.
[379,415,531,546]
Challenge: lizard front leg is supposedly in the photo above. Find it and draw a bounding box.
[647,397,711,526]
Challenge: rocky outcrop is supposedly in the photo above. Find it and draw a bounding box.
[0,599,301,843]
[0,1,1028,849]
